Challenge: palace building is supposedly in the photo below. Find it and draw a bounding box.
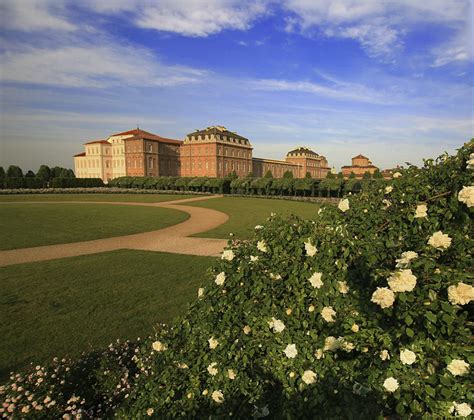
[341,154,379,178]
[73,126,331,182]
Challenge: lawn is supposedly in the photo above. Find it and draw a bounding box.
[0,203,188,250]
[188,197,320,239]
[0,193,195,202]
[0,250,216,380]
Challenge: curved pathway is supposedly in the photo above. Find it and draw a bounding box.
[0,196,229,267]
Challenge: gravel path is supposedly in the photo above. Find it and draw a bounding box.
[0,195,229,267]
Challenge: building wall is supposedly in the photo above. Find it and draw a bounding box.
[74,143,112,180]
[158,142,180,176]
[252,158,299,178]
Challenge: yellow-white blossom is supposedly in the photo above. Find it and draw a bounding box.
[400,349,416,365]
[284,344,298,359]
[308,272,323,289]
[254,225,263,230]
[302,370,317,385]
[208,337,219,349]
[250,255,259,262]
[221,249,234,261]
[395,251,418,267]
[152,341,166,352]
[382,199,391,208]
[147,408,154,416]
[304,240,317,256]
[414,203,428,218]
[243,325,251,335]
[388,269,417,293]
[321,306,336,322]
[215,272,226,286]
[227,369,236,380]
[383,377,399,392]
[393,172,402,178]
[315,349,324,359]
[450,402,472,417]
[371,287,395,308]
[289,371,295,378]
[323,336,341,351]
[211,390,224,403]
[308,305,315,312]
[458,185,474,207]
[338,198,350,212]
[207,362,218,376]
[385,186,393,194]
[380,350,390,360]
[342,341,355,352]
[448,282,474,305]
[270,272,282,280]
[268,317,286,333]
[338,281,349,294]
[447,359,470,376]
[197,288,204,298]
[286,308,292,315]
[428,231,452,250]
[351,324,359,333]
[257,240,268,253]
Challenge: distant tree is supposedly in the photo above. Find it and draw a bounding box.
[246,171,255,178]
[6,165,23,178]
[326,172,335,179]
[373,169,383,179]
[305,172,312,178]
[283,171,294,179]
[59,168,70,178]
[362,171,372,180]
[65,169,75,178]
[264,170,273,178]
[52,166,63,178]
[337,172,344,179]
[349,172,356,179]
[0,167,5,187]
[37,165,51,181]
[25,170,35,177]
[226,171,238,180]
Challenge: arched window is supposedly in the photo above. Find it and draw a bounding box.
[149,156,153,169]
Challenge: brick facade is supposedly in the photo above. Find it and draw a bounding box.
[341,154,379,178]
[285,147,331,179]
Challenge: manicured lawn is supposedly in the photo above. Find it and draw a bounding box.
[0,203,188,250]
[0,250,216,379]
[0,193,195,202]
[189,197,320,239]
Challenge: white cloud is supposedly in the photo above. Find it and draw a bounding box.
[0,0,76,31]
[0,44,206,88]
[431,23,473,67]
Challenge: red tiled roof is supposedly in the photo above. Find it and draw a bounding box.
[110,128,183,145]
[84,139,109,145]
[74,152,86,157]
[353,154,368,159]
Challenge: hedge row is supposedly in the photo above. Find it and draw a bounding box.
[108,176,389,198]
[0,177,104,189]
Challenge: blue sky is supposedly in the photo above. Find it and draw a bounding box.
[0,0,472,171]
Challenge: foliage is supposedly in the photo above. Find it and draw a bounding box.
[1,142,472,418]
[6,165,23,178]
[49,178,104,188]
[283,171,294,179]
[264,170,273,178]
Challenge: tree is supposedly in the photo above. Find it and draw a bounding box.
[349,172,356,179]
[0,167,5,188]
[264,170,273,178]
[25,170,35,177]
[283,171,294,179]
[52,166,63,178]
[6,165,23,178]
[65,169,76,178]
[36,165,51,181]
[362,171,372,179]
[325,171,335,179]
[246,171,254,178]
[373,169,383,179]
[305,172,312,178]
[337,172,344,179]
[226,171,238,180]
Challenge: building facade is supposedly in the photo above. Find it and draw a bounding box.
[341,154,379,178]
[73,126,331,182]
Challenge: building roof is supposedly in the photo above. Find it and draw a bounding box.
[109,128,182,144]
[353,154,369,159]
[286,146,320,157]
[74,152,86,157]
[341,164,377,169]
[186,125,250,143]
[253,157,297,166]
[84,139,109,145]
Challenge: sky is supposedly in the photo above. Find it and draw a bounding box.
[0,0,473,172]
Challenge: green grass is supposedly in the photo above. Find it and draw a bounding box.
[0,250,216,379]
[189,197,320,239]
[0,203,188,250]
[0,193,195,202]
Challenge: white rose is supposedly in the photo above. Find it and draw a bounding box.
[338,198,350,212]
[211,390,224,403]
[152,341,166,352]
[243,325,251,335]
[451,402,472,417]
[400,349,416,365]
[388,269,417,293]
[304,240,317,256]
[447,359,470,376]
[208,337,219,349]
[448,282,474,305]
[467,153,474,170]
[215,272,226,286]
[302,370,317,385]
[308,305,315,312]
[268,317,286,333]
[395,251,418,267]
[255,225,263,230]
[207,362,218,376]
[458,185,474,207]
[197,288,204,298]
[385,186,393,194]
[383,377,399,392]
[250,255,259,262]
[221,249,234,261]
[315,349,324,359]
[147,408,154,416]
[371,287,395,308]
[284,344,298,359]
[227,369,236,380]
[308,272,323,289]
[414,204,428,218]
[428,231,452,250]
[257,240,268,253]
[393,172,402,178]
[351,324,359,333]
[380,350,390,361]
[321,306,336,323]
[338,281,349,294]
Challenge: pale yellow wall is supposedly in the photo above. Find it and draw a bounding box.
[108,134,133,178]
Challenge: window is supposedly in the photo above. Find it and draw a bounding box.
[149,157,153,168]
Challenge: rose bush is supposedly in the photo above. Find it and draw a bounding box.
[1,142,472,418]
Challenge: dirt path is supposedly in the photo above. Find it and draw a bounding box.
[0,195,229,267]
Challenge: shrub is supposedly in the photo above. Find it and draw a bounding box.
[49,178,104,188]
[1,141,473,418]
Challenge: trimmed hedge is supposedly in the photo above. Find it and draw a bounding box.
[49,178,104,188]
